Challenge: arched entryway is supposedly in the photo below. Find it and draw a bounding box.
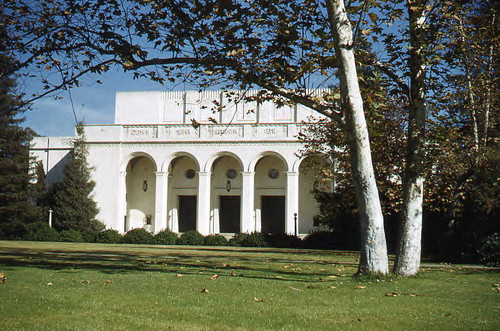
[254,154,287,234]
[298,154,332,233]
[167,154,199,233]
[125,155,157,232]
[210,154,243,234]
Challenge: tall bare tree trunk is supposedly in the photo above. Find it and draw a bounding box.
[325,0,388,275]
[458,16,480,152]
[394,0,427,276]
[482,10,495,149]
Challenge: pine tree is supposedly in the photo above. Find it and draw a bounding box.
[49,124,103,231]
[0,15,36,225]
[30,161,49,220]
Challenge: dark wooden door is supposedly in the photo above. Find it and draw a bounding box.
[178,195,197,232]
[261,196,285,234]
[219,196,241,233]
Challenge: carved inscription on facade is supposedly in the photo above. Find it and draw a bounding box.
[252,125,288,138]
[208,126,243,138]
[124,126,158,139]
[164,125,199,139]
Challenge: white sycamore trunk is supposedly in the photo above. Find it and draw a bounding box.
[482,10,495,149]
[325,0,388,274]
[394,0,427,276]
[458,16,479,151]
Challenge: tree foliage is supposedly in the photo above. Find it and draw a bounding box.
[3,0,498,269]
[0,10,37,225]
[48,125,102,232]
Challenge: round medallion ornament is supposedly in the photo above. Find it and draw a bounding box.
[185,168,196,179]
[268,168,280,179]
[226,168,237,179]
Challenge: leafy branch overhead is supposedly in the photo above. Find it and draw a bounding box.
[4,0,412,122]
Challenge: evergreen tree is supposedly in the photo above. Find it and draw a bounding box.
[30,161,49,221]
[0,13,36,225]
[49,124,103,232]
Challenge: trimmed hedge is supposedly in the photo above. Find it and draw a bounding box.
[177,230,204,245]
[0,222,355,255]
[241,232,267,247]
[229,233,246,246]
[80,230,99,243]
[230,232,268,247]
[155,229,178,245]
[204,234,228,246]
[59,230,84,242]
[121,228,155,244]
[24,222,59,242]
[97,229,122,243]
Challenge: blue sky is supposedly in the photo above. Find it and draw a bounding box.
[21,69,193,137]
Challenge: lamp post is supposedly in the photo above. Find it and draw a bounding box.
[294,212,298,237]
[48,209,53,228]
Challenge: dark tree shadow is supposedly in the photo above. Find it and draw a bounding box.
[0,245,362,282]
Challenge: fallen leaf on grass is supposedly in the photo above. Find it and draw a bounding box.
[328,286,337,289]
[492,283,500,288]
[253,297,265,302]
[230,271,236,277]
[210,274,219,280]
[200,288,209,293]
[0,273,6,284]
[307,285,319,289]
[327,275,337,279]
[104,280,112,286]
[355,286,367,290]
[275,276,283,279]
[286,286,304,292]
[283,265,290,269]
[176,274,183,277]
[222,264,230,268]
[47,282,53,286]
[385,290,398,297]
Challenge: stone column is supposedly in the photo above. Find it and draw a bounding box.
[286,171,299,235]
[197,171,211,235]
[241,171,255,233]
[154,171,168,234]
[118,171,127,233]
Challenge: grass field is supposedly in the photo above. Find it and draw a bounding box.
[0,241,498,330]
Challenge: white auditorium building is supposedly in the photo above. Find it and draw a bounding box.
[30,90,331,236]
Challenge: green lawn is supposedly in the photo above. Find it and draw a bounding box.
[0,241,498,330]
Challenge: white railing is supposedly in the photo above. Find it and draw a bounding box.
[83,123,304,142]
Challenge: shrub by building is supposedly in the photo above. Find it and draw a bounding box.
[177,230,204,245]
[121,228,155,244]
[155,229,178,245]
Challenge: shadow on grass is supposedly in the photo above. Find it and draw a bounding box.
[0,245,358,283]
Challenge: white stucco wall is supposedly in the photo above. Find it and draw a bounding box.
[31,90,332,235]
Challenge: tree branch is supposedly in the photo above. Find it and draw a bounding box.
[368,58,410,97]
